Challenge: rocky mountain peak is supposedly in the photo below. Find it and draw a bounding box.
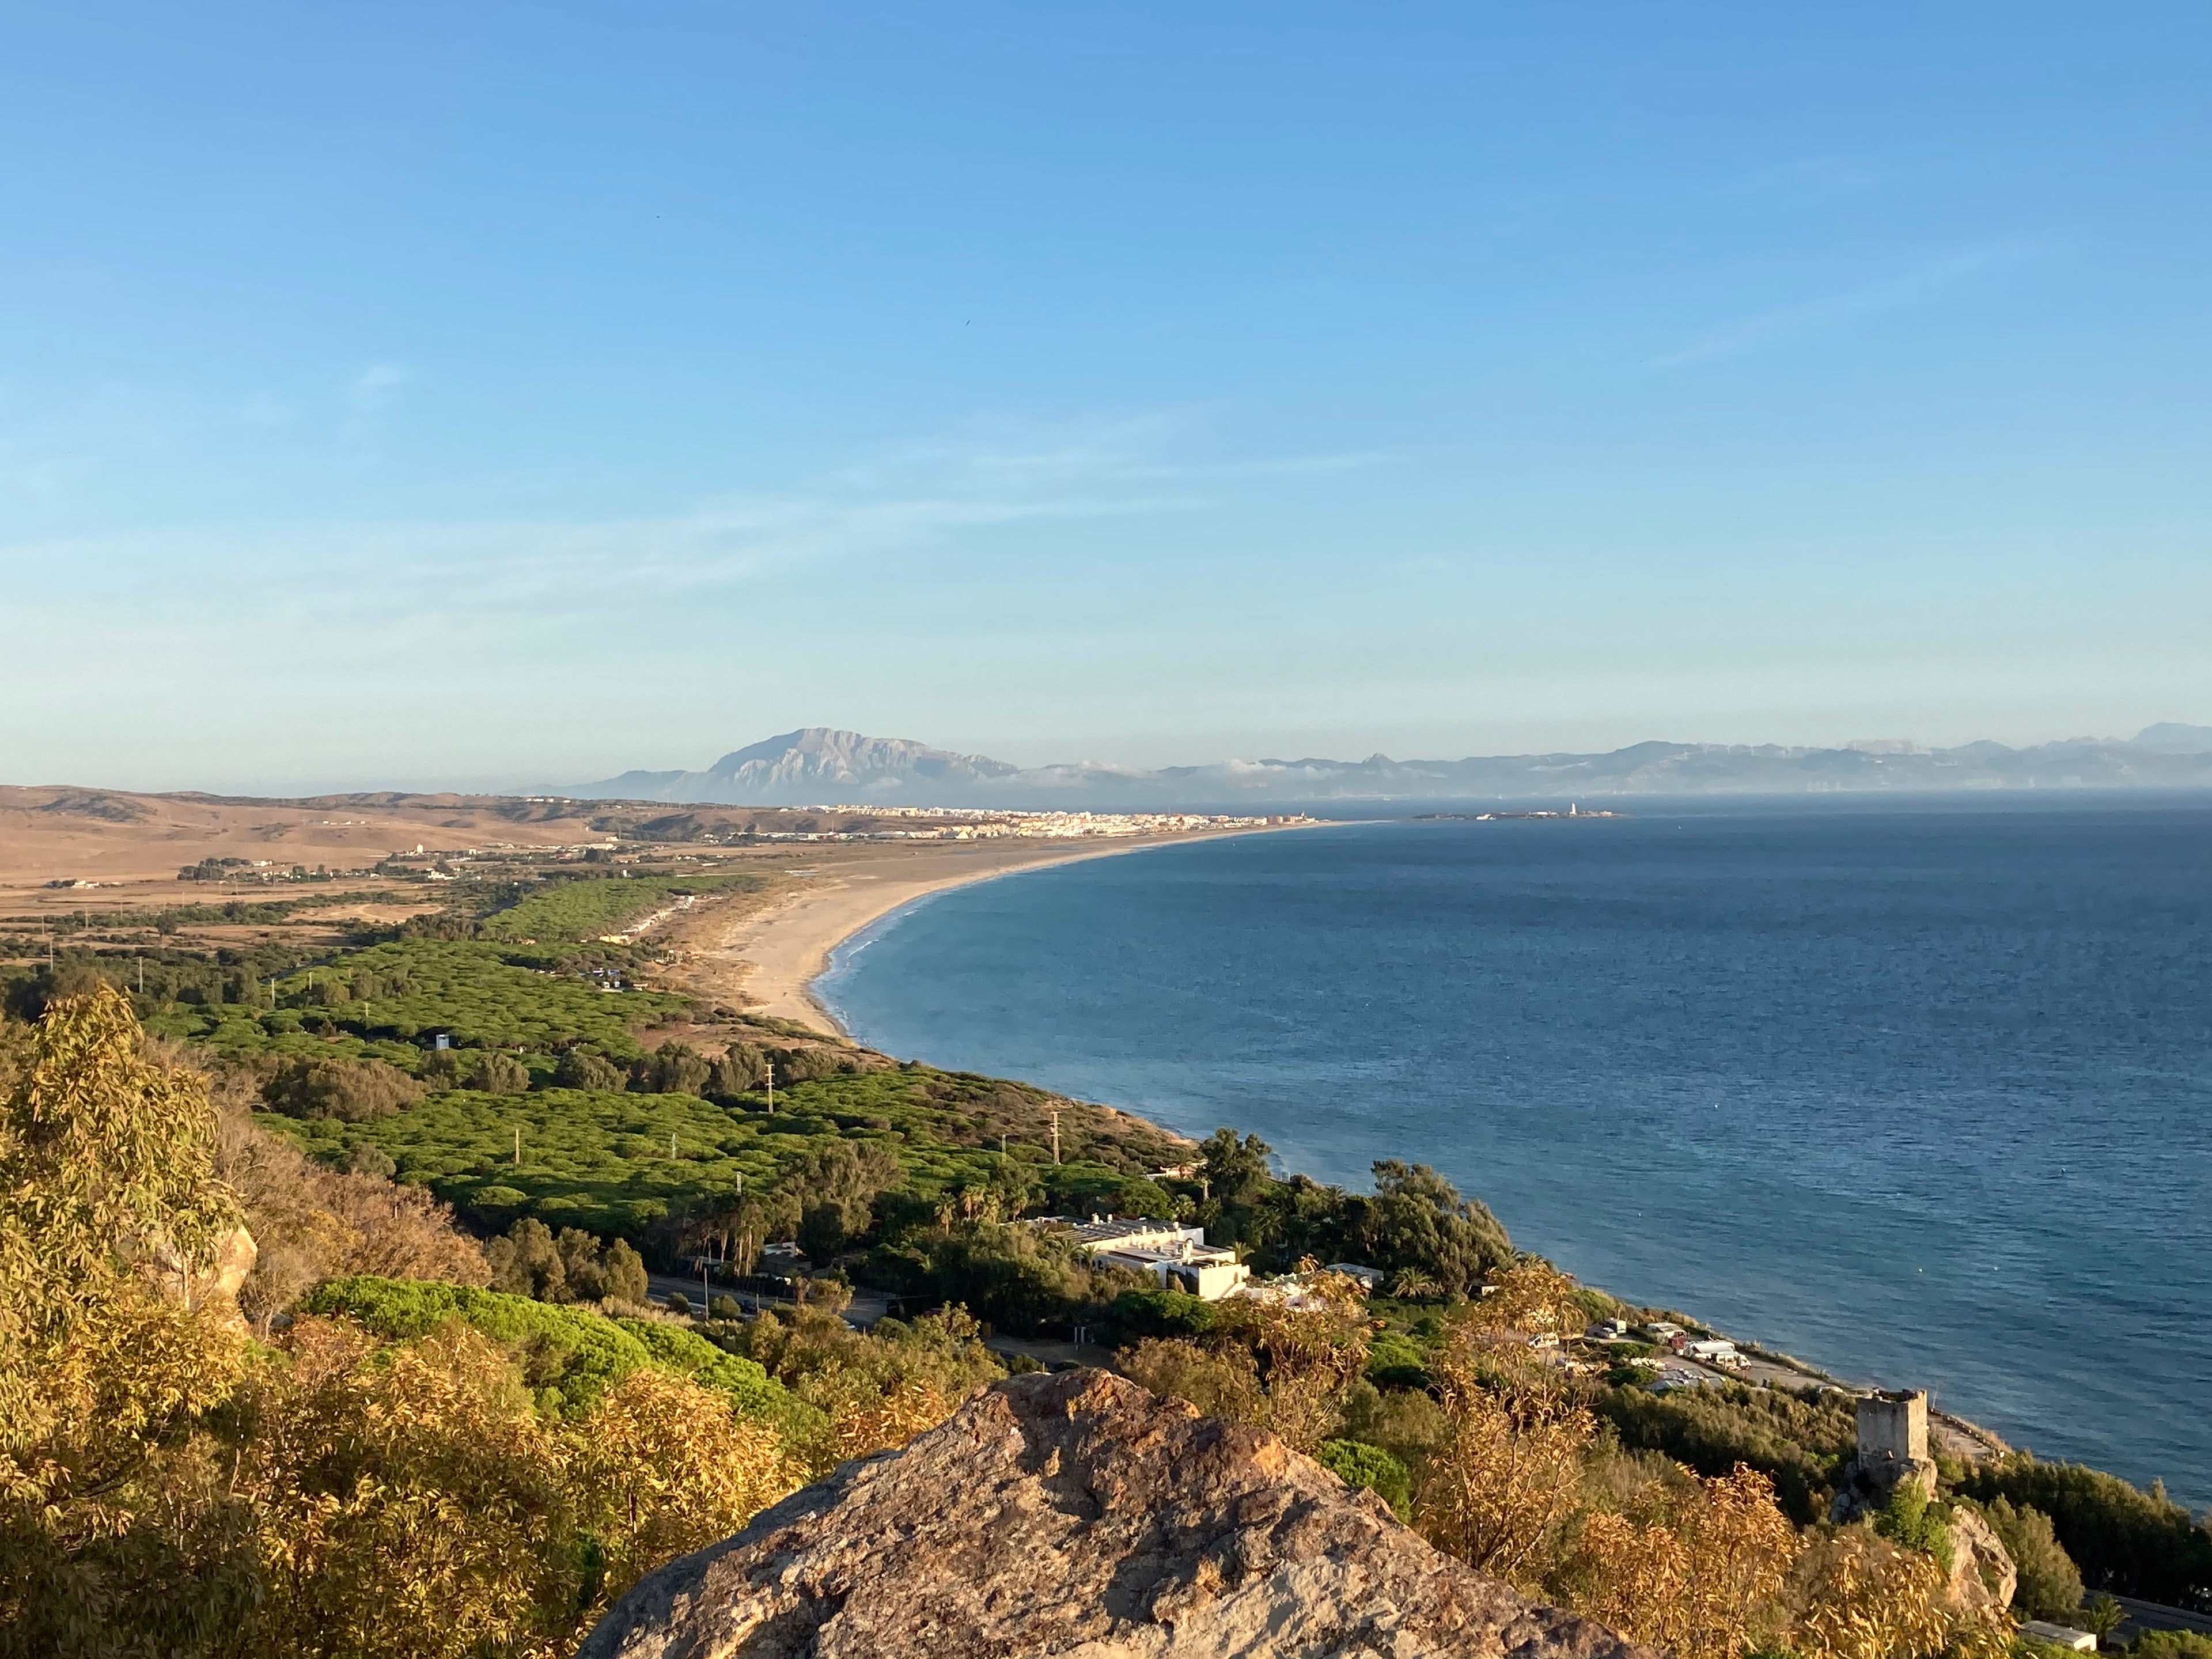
[578,1369,1654,1659]
[703,728,1020,793]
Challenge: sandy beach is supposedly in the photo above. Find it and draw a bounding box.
[663,829,1291,1036]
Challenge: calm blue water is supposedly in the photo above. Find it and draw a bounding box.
[818,802,2212,1506]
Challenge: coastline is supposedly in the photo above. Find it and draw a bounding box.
[665,824,1321,1037]
[714,819,2039,1470]
[654,813,2075,1480]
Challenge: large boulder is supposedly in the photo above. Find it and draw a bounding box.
[579,1369,1656,1659]
[1946,1505,2018,1615]
[150,1223,259,1324]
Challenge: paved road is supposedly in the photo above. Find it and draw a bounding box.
[2112,1594,2212,1640]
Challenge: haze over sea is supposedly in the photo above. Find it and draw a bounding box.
[820,800,2212,1508]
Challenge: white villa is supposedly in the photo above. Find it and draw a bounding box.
[1059,1217,1252,1301]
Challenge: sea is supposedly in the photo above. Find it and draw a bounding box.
[816,798,2212,1508]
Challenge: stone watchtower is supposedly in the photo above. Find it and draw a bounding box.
[1857,1388,1929,1468]
[1838,1388,2019,1612]
[1830,1388,1937,1523]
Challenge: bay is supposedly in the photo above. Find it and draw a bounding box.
[817,800,2212,1506]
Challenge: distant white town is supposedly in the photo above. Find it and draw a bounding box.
[739,806,1316,843]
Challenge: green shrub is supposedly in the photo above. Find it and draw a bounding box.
[270,939,689,1059]
[346,1143,399,1179]
[1979,1496,2084,1620]
[1958,1456,2212,1607]
[1873,1481,1954,1569]
[770,1046,855,1086]
[1314,1438,1412,1519]
[1596,1380,1855,1524]
[608,1316,814,1435]
[300,1275,804,1430]
[2130,1631,2212,1659]
[260,1054,426,1122]
[1097,1286,1216,1345]
[602,1238,649,1304]
[554,1047,626,1090]
[477,872,756,945]
[469,1051,531,1094]
[1365,1331,1430,1389]
[632,1040,712,1096]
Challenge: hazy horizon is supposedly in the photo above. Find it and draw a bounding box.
[10,719,2210,801]
[5,7,2207,790]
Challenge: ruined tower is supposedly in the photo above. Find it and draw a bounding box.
[1856,1388,1929,1468]
[1830,1388,1937,1524]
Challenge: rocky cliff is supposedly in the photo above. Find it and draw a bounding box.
[578,1369,1654,1659]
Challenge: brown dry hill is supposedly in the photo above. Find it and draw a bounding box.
[0,783,953,890]
[0,785,613,888]
[579,1370,1654,1659]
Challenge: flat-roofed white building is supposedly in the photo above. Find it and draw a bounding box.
[1059,1217,1251,1301]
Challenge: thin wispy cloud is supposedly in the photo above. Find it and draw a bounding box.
[345,362,410,416]
[0,412,1403,778]
[1729,156,1885,202]
[0,420,1224,626]
[836,416,1393,491]
[1646,247,2027,369]
[339,361,412,440]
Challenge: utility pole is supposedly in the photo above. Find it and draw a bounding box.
[1050,1108,1061,1166]
[765,1069,775,1115]
[513,1126,521,1166]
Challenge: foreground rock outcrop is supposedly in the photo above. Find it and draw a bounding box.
[579,1369,1653,1659]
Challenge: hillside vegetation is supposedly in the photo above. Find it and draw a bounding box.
[0,988,1009,1659]
[5,844,2208,1659]
[476,870,757,944]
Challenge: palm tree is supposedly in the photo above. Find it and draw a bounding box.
[2078,1594,2125,1641]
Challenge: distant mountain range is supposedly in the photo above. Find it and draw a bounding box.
[558,724,2212,807]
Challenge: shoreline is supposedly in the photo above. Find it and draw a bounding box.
[669,823,1327,1037]
[662,817,2029,1470]
[687,826,2031,1464]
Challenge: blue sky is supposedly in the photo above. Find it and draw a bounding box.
[3,3,2207,791]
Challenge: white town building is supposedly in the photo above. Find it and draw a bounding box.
[1059,1217,1252,1301]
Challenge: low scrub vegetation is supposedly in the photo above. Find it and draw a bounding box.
[476,870,757,944]
[0,988,1005,1659]
[9,878,2209,1659]
[1958,1456,2212,1611]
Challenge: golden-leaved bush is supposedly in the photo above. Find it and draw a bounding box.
[1563,1465,1801,1659]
